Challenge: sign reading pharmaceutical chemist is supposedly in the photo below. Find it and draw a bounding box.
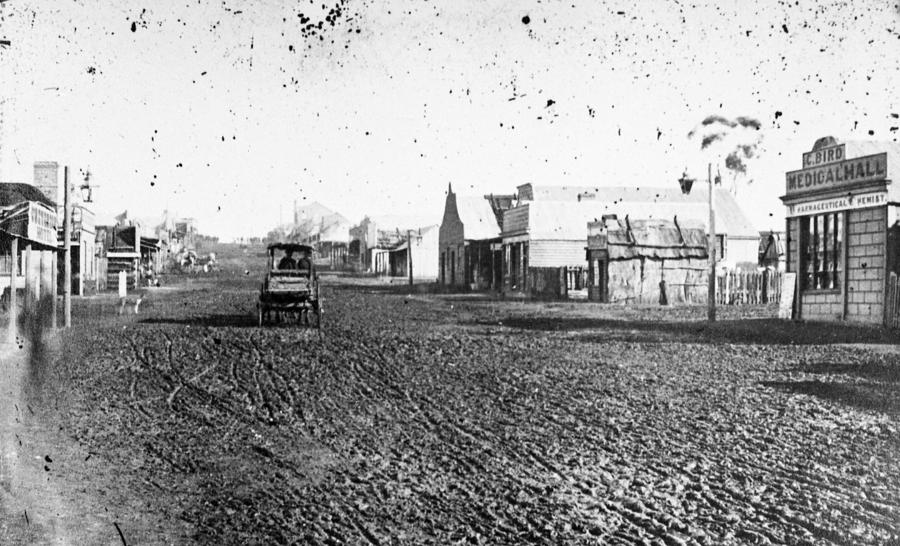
[786,191,888,217]
[785,153,887,197]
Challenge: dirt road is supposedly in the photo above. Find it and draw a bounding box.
[9,256,900,544]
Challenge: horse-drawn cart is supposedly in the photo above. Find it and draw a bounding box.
[257,243,322,328]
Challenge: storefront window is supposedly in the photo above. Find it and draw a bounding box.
[800,212,842,290]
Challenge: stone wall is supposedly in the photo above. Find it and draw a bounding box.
[846,206,885,323]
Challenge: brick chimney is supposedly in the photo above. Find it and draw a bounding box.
[33,161,60,204]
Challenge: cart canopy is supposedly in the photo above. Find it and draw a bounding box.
[267,243,315,254]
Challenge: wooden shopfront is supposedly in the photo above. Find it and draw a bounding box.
[781,137,900,324]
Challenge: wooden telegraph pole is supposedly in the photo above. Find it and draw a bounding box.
[63,165,72,328]
[407,229,414,286]
[8,237,17,341]
[707,163,717,322]
[679,164,718,322]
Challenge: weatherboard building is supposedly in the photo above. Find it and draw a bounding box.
[781,137,900,324]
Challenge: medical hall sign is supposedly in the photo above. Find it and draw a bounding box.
[785,149,888,198]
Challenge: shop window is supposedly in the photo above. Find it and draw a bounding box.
[800,212,843,290]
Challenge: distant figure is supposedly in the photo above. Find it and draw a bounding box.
[117,270,128,315]
[277,250,297,270]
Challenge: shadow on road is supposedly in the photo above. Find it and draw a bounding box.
[762,379,900,416]
[795,360,900,382]
[480,317,900,346]
[139,315,258,328]
[138,314,321,329]
[762,358,900,416]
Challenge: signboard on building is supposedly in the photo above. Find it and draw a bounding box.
[802,143,845,168]
[785,191,888,217]
[785,153,887,197]
[778,272,797,320]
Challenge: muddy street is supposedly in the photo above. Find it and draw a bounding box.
[15,265,900,545]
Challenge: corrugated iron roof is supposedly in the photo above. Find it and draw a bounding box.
[518,197,750,240]
[455,195,501,240]
[514,185,756,237]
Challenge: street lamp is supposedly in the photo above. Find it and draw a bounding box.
[678,171,695,195]
[679,165,717,322]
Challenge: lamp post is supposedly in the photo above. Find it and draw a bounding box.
[679,165,717,321]
[63,166,71,327]
[61,167,93,328]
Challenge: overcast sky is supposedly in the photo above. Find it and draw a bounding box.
[1,0,898,239]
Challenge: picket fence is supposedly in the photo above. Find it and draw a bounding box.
[715,270,783,305]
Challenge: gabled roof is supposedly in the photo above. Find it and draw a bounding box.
[314,215,352,242]
[294,201,348,224]
[0,182,56,208]
[512,185,757,238]
[516,201,702,240]
[455,195,502,240]
[390,225,439,252]
[360,214,438,232]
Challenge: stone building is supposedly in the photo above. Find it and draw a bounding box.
[781,136,900,323]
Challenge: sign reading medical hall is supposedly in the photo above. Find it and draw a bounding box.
[785,152,887,198]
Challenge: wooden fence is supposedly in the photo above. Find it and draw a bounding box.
[886,273,900,329]
[715,270,783,305]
